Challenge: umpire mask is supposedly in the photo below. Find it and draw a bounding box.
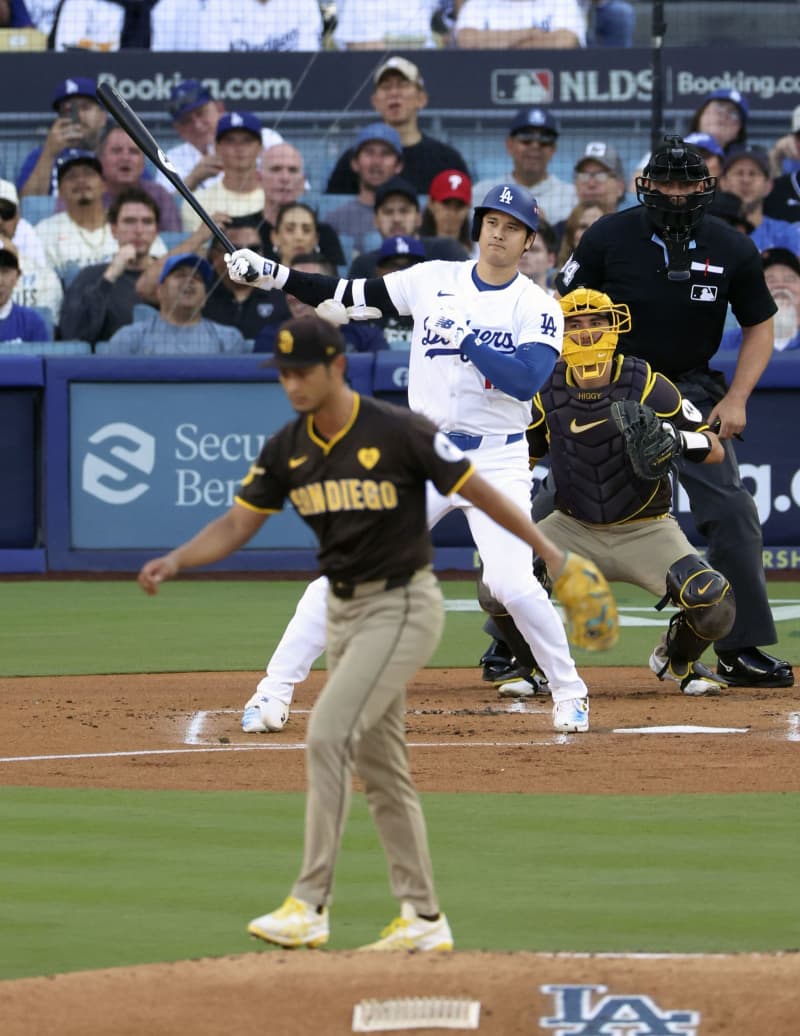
[636,136,716,279]
[559,288,631,381]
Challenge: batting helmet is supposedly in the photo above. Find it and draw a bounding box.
[636,135,716,239]
[559,288,631,381]
[470,183,539,242]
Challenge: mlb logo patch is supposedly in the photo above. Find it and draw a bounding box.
[491,69,554,104]
[690,285,718,302]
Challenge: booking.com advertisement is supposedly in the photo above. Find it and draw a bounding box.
[69,382,317,551]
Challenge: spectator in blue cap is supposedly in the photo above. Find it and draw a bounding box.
[720,143,800,255]
[326,123,405,258]
[182,112,266,233]
[17,76,107,198]
[0,237,51,344]
[155,79,282,196]
[35,148,117,283]
[687,88,748,155]
[472,108,577,224]
[682,132,725,179]
[101,252,249,355]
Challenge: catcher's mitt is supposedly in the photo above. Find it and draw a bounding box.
[610,399,682,481]
[551,551,619,652]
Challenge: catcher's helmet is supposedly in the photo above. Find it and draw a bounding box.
[636,135,716,239]
[470,183,539,242]
[559,287,631,380]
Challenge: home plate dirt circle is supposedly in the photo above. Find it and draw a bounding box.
[0,667,797,1035]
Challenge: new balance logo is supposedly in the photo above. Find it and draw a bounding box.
[541,984,700,1035]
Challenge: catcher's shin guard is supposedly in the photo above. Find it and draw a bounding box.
[656,553,735,672]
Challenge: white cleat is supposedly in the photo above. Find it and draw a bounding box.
[649,646,725,696]
[497,670,549,699]
[241,694,289,733]
[248,896,329,948]
[552,696,589,733]
[357,902,454,952]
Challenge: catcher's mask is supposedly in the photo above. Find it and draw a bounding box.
[559,288,631,380]
[636,135,716,241]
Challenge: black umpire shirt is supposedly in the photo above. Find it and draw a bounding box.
[553,206,777,381]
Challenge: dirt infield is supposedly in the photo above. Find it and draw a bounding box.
[1,667,798,1034]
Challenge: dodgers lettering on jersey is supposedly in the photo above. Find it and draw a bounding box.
[384,260,563,438]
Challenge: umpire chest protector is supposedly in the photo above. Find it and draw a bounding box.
[541,356,673,524]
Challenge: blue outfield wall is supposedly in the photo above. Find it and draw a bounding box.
[1,351,799,573]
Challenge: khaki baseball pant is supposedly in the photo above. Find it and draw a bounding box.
[292,566,444,915]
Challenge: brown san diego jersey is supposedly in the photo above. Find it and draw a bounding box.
[235,394,473,585]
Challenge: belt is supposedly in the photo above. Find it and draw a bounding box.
[446,431,524,451]
[330,573,414,600]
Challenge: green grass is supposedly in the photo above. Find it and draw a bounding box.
[1,579,799,676]
[1,787,798,979]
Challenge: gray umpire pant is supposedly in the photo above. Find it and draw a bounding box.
[292,566,444,915]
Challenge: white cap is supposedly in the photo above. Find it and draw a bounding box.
[792,104,800,133]
[0,179,19,207]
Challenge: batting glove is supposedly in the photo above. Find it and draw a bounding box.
[431,300,471,350]
[225,249,284,288]
[315,298,383,326]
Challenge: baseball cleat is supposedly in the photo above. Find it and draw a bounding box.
[241,694,289,733]
[248,896,329,949]
[552,697,589,733]
[649,646,726,696]
[357,902,454,952]
[497,670,549,699]
[716,648,794,688]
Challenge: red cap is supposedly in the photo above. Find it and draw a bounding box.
[428,169,472,205]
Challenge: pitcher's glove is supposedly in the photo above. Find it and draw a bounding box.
[551,551,619,652]
[610,399,682,481]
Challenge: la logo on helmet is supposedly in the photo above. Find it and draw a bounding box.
[499,187,514,204]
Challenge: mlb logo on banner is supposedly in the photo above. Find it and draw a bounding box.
[491,69,554,104]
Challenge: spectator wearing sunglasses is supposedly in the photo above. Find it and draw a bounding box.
[471,108,577,225]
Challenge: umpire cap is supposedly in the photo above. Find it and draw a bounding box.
[471,183,539,241]
[264,315,345,368]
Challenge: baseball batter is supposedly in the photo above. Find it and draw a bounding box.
[137,314,602,951]
[482,288,736,698]
[227,183,591,735]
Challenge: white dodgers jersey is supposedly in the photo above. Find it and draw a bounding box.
[383,260,563,437]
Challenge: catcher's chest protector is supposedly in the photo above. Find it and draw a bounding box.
[541,358,673,524]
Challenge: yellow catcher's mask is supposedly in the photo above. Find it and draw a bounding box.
[559,288,632,380]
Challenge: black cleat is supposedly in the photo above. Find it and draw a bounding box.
[716,647,794,688]
[479,639,527,684]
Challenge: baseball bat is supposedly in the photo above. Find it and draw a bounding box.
[96,81,237,254]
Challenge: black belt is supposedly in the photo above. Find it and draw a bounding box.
[330,573,414,600]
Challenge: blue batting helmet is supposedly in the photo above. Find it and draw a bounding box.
[470,183,539,242]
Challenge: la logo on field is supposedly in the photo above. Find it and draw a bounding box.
[540,983,700,1035]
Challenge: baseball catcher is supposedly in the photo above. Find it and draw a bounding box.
[479,287,734,698]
